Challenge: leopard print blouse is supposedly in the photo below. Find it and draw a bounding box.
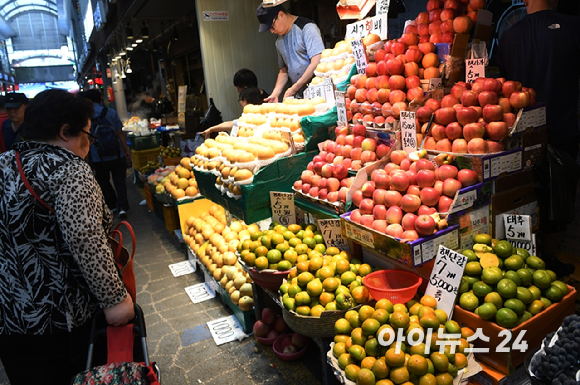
[0,141,128,335]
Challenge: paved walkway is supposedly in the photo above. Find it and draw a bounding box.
[0,179,324,385]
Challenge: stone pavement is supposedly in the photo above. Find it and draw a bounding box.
[0,179,325,385]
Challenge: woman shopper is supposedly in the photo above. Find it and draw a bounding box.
[0,89,134,384]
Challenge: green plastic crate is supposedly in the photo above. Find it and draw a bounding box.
[221,290,255,334]
[128,132,161,151]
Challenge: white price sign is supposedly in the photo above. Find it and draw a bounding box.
[168,261,195,277]
[317,219,350,251]
[503,214,532,241]
[270,192,296,226]
[230,121,239,137]
[400,111,417,154]
[185,283,216,304]
[425,245,467,317]
[322,77,335,104]
[350,39,368,74]
[346,14,389,40]
[376,0,390,16]
[335,91,348,124]
[207,315,246,346]
[465,58,485,84]
[428,78,442,90]
[508,234,537,256]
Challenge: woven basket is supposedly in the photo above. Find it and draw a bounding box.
[282,304,362,339]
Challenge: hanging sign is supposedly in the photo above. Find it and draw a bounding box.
[465,58,485,84]
[317,219,350,251]
[346,14,389,40]
[503,214,532,242]
[350,39,368,74]
[424,245,467,317]
[400,111,417,154]
[270,192,296,226]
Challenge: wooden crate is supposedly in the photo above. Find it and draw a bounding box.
[162,204,180,233]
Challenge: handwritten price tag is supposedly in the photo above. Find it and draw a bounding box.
[317,219,350,251]
[335,91,348,124]
[425,245,467,317]
[270,192,296,226]
[503,214,532,242]
[350,39,368,74]
[185,283,216,304]
[508,233,537,256]
[168,261,196,277]
[376,0,391,16]
[322,77,335,104]
[346,14,389,40]
[465,58,485,84]
[207,315,246,346]
[400,111,417,154]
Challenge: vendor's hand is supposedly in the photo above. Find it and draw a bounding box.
[283,88,297,100]
[201,128,213,138]
[104,294,134,326]
[265,94,280,104]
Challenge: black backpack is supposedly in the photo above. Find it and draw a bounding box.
[91,107,121,157]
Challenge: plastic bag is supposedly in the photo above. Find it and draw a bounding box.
[467,41,488,66]
[534,144,580,223]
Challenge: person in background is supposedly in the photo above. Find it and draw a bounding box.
[201,87,264,138]
[0,93,29,153]
[0,89,134,385]
[0,96,7,128]
[256,4,324,102]
[85,89,132,218]
[233,68,270,101]
[496,0,580,277]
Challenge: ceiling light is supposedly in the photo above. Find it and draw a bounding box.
[126,25,134,40]
[141,23,149,39]
[135,37,143,44]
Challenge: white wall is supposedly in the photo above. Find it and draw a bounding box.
[196,0,280,121]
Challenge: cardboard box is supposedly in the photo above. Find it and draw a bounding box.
[453,285,576,375]
[341,212,459,267]
[512,104,546,133]
[492,170,535,195]
[490,183,539,239]
[456,205,491,251]
[471,361,530,385]
[451,148,524,184]
[503,126,547,171]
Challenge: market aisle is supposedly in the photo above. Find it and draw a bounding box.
[0,180,324,385]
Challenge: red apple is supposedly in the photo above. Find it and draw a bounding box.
[384,162,400,174]
[372,220,388,233]
[416,158,436,172]
[425,98,441,111]
[361,181,376,198]
[373,205,388,220]
[482,104,504,122]
[384,190,403,207]
[359,198,375,215]
[445,122,464,141]
[436,138,453,152]
[420,187,441,206]
[438,164,458,180]
[487,121,508,141]
[463,122,485,142]
[386,223,404,238]
[442,178,462,197]
[360,214,375,228]
[461,90,479,107]
[352,124,366,137]
[416,169,437,188]
[501,80,522,99]
[372,188,387,205]
[386,206,404,224]
[350,209,362,223]
[457,169,478,186]
[407,184,421,196]
[452,138,468,153]
[434,107,457,126]
[441,95,460,108]
[327,177,341,192]
[390,150,408,165]
[401,230,419,241]
[487,140,505,153]
[431,124,447,141]
[510,91,531,109]
[301,183,311,194]
[478,91,499,107]
[438,195,454,213]
[418,205,437,216]
[415,215,437,236]
[402,213,418,231]
[333,164,349,180]
[467,138,489,154]
[374,172,391,189]
[483,78,502,94]
[503,112,516,128]
[293,180,302,190]
[327,191,339,203]
[401,193,422,213]
[301,170,314,184]
[390,172,410,192]
[456,106,478,125]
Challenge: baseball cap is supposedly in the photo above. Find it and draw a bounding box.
[256,4,285,33]
[5,93,29,108]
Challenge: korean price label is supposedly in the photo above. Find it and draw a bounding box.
[270,192,296,226]
[503,214,532,241]
[185,283,215,304]
[509,233,537,257]
[350,39,368,74]
[376,0,390,16]
[400,111,417,154]
[344,221,374,249]
[465,58,485,84]
[317,219,350,251]
[335,90,348,124]
[322,77,336,104]
[425,245,467,317]
[346,14,389,40]
[168,261,196,277]
[304,84,324,100]
[428,78,442,90]
[230,121,239,137]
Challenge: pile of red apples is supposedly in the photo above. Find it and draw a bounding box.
[344,0,487,127]
[416,77,535,154]
[348,150,478,241]
[292,125,391,203]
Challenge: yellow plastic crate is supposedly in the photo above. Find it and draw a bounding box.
[131,147,160,171]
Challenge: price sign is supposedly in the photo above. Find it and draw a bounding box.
[317,219,350,251]
[185,283,216,304]
[503,214,532,241]
[428,78,442,90]
[425,245,467,317]
[335,90,348,124]
[207,315,246,346]
[508,233,537,256]
[350,39,368,74]
[270,192,296,226]
[346,14,389,40]
[230,120,239,137]
[344,221,375,249]
[465,58,485,84]
[168,261,196,277]
[400,111,417,154]
[322,77,335,104]
[376,0,390,16]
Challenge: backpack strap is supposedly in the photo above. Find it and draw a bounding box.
[100,107,108,120]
